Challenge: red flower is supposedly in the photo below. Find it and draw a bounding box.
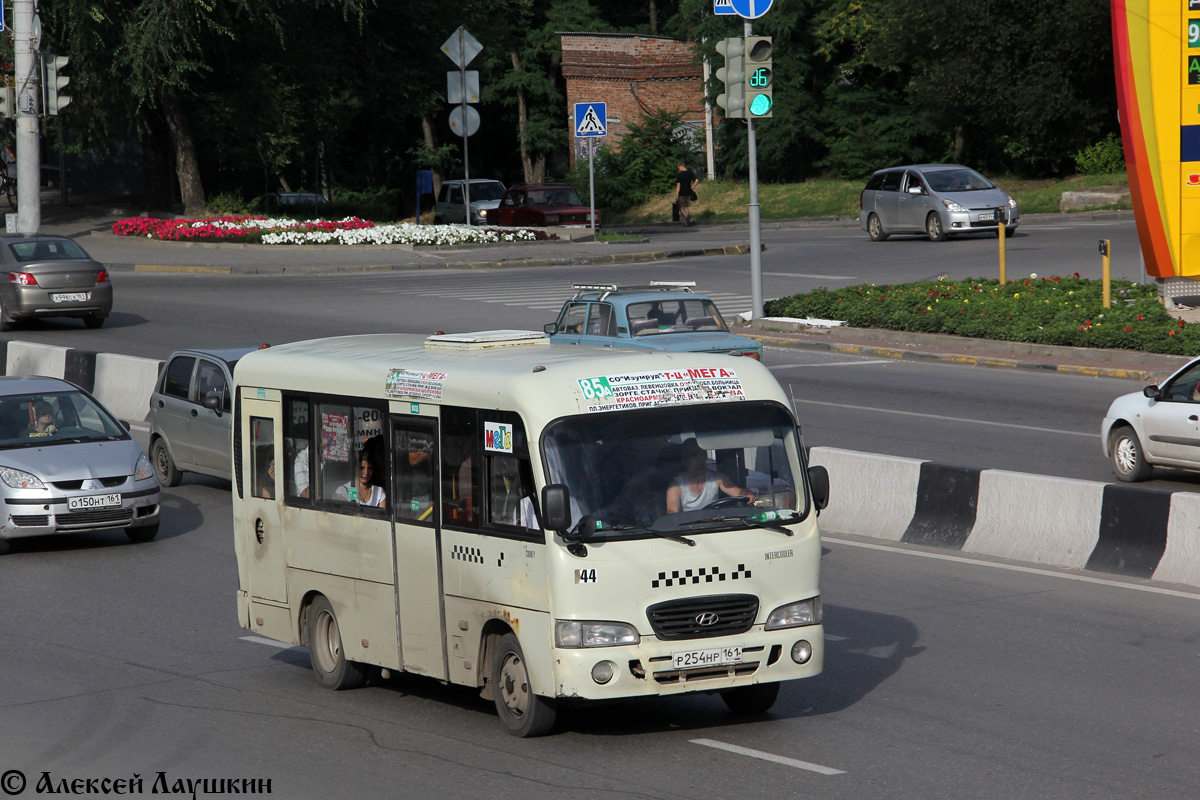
[1125,327,1132,332]
[1137,315,1143,320]
[1079,326,1086,331]
[1170,330,1176,336]
[1073,272,1080,278]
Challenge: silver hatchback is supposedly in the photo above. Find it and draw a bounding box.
[0,235,114,329]
[0,376,160,555]
[859,164,1020,242]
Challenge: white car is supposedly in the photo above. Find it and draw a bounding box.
[434,179,506,225]
[1102,357,1200,481]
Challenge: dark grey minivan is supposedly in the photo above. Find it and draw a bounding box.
[858,164,1020,242]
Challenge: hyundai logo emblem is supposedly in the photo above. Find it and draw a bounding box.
[695,612,720,626]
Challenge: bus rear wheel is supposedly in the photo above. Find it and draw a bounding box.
[307,596,368,690]
[721,682,780,715]
[492,632,557,737]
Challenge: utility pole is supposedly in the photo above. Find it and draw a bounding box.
[13,0,40,234]
[745,21,763,319]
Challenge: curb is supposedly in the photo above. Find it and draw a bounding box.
[810,446,1200,590]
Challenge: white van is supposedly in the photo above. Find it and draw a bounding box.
[434,179,506,225]
[232,330,828,736]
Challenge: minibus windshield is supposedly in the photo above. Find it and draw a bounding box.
[542,402,803,538]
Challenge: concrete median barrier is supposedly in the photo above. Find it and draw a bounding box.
[92,352,162,423]
[812,446,1194,590]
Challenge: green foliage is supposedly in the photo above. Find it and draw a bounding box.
[271,188,405,222]
[572,110,700,213]
[1075,134,1125,176]
[204,191,256,216]
[764,276,1200,355]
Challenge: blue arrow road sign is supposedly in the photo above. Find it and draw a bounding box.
[574,102,607,137]
[729,0,773,19]
[714,0,736,15]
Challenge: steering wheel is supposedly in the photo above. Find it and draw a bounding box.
[704,496,752,510]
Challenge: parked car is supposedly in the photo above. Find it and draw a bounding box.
[1103,357,1200,482]
[434,179,507,225]
[492,183,600,228]
[0,234,113,330]
[148,345,266,486]
[544,281,762,358]
[0,376,160,555]
[859,164,1020,242]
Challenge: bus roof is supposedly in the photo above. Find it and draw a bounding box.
[233,332,788,427]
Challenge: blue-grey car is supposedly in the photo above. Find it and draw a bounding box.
[544,282,762,358]
[0,376,160,555]
[859,164,1020,242]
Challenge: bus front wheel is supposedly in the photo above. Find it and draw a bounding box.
[307,596,368,690]
[492,632,557,737]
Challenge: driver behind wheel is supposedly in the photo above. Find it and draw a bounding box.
[665,438,757,513]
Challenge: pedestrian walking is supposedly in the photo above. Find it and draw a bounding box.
[674,161,698,227]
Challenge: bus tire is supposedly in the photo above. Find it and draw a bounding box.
[721,682,780,715]
[307,596,368,690]
[492,632,557,737]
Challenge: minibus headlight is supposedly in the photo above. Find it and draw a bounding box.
[555,620,640,648]
[0,466,44,490]
[765,597,822,630]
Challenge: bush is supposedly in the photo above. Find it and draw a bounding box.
[204,191,257,216]
[1074,134,1125,175]
[764,275,1200,355]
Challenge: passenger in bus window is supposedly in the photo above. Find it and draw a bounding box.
[665,439,756,513]
[255,456,275,500]
[396,432,435,520]
[335,448,387,508]
[289,439,311,498]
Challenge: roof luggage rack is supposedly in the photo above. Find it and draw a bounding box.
[570,281,696,301]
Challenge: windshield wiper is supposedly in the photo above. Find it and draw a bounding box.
[678,514,795,536]
[597,522,696,547]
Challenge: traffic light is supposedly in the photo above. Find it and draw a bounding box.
[0,88,14,119]
[743,36,773,119]
[715,37,745,120]
[43,54,71,116]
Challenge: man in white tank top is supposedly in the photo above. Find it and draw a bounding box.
[665,439,757,513]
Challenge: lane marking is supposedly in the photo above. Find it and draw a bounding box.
[240,635,303,651]
[690,739,846,775]
[790,397,1098,439]
[762,272,857,280]
[823,536,1200,601]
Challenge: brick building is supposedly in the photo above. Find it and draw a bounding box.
[560,33,707,168]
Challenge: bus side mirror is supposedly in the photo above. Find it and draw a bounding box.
[541,484,572,531]
[807,465,829,511]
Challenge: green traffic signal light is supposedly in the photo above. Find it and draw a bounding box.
[749,93,773,117]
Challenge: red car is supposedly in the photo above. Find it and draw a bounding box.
[491,183,600,228]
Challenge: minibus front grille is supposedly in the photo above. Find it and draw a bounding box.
[646,594,758,640]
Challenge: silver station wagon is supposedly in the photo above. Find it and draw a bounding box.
[859,164,1020,242]
[0,376,160,555]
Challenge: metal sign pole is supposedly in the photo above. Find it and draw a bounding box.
[459,28,471,225]
[588,137,596,235]
[745,20,763,319]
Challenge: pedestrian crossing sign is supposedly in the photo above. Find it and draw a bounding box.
[574,102,607,137]
[713,0,736,15]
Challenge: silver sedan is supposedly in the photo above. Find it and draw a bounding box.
[0,234,114,329]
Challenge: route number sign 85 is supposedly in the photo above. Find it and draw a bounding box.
[578,377,615,399]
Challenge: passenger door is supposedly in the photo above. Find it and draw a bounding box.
[240,396,287,604]
[874,170,903,229]
[897,170,931,231]
[154,354,198,467]
[190,358,233,477]
[391,413,446,679]
[1142,367,1200,463]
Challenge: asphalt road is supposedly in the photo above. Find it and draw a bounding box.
[2,477,1198,800]
[3,212,1199,798]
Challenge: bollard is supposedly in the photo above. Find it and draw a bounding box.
[995,207,1007,285]
[1099,239,1111,308]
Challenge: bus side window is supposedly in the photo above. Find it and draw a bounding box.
[316,403,355,502]
[251,417,276,500]
[284,396,311,502]
[394,424,436,523]
[489,453,539,530]
[441,406,479,528]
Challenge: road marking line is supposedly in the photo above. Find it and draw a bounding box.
[791,397,1098,438]
[823,536,1200,601]
[690,739,846,775]
[133,264,233,274]
[240,635,302,651]
[762,272,857,280]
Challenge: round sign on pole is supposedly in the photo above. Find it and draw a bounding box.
[449,106,480,138]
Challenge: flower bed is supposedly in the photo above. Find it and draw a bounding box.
[111,216,551,245]
[764,274,1199,355]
